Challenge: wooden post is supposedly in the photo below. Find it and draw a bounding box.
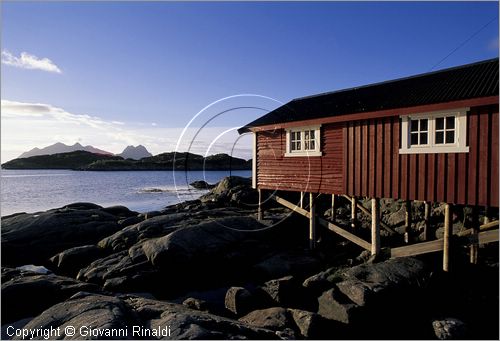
[443,203,451,272]
[484,206,490,224]
[351,196,357,230]
[404,201,412,243]
[300,192,304,209]
[257,189,263,221]
[371,198,381,256]
[331,194,336,222]
[470,207,479,264]
[423,202,431,241]
[309,192,316,250]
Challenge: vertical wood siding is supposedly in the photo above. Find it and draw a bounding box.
[342,104,498,207]
[256,104,498,207]
[256,123,344,194]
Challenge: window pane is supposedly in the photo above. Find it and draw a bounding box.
[435,131,444,144]
[310,130,315,139]
[410,120,418,132]
[436,117,444,130]
[310,140,315,150]
[446,131,455,144]
[304,131,309,139]
[296,142,301,150]
[410,133,418,145]
[420,119,428,131]
[420,132,428,145]
[446,116,455,129]
[304,141,309,150]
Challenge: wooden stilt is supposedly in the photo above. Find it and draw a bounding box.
[257,189,263,221]
[404,201,412,243]
[300,192,304,209]
[371,198,381,256]
[423,202,431,241]
[351,196,357,230]
[331,194,336,222]
[309,192,316,250]
[443,203,451,272]
[470,207,479,264]
[484,206,490,224]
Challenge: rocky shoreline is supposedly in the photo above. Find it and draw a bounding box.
[1,177,498,339]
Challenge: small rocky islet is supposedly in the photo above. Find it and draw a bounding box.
[1,177,498,340]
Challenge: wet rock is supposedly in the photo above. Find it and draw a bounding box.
[2,204,123,267]
[432,318,468,340]
[1,268,100,324]
[48,245,109,277]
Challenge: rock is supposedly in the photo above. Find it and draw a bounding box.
[335,279,371,306]
[261,276,305,307]
[48,245,109,277]
[117,215,144,228]
[432,318,468,340]
[100,205,137,218]
[190,180,216,189]
[183,297,209,311]
[1,268,100,324]
[225,287,254,316]
[2,204,123,266]
[144,211,162,219]
[302,266,343,294]
[289,309,324,339]
[200,176,256,207]
[252,251,322,280]
[239,307,297,338]
[98,213,190,252]
[317,288,360,324]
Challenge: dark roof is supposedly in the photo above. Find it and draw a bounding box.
[238,58,499,133]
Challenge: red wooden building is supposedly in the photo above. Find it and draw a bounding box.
[238,58,499,266]
[239,58,499,208]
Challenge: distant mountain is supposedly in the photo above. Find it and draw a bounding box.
[1,150,252,171]
[2,151,122,170]
[117,145,152,160]
[19,142,113,159]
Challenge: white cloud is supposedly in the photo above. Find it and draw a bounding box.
[1,100,252,163]
[1,50,62,74]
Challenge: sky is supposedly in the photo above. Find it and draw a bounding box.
[1,1,498,162]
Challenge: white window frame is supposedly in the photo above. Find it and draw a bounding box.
[399,108,469,154]
[285,125,322,157]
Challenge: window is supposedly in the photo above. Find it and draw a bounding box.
[400,109,469,154]
[285,125,322,156]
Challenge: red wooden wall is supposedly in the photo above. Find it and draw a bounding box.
[257,123,344,194]
[256,104,498,207]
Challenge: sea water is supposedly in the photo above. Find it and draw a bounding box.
[0,169,251,216]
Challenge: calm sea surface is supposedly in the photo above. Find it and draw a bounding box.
[1,169,251,216]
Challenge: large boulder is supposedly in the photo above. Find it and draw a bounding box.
[252,250,322,280]
[48,245,109,277]
[16,292,277,340]
[1,268,100,324]
[1,203,127,266]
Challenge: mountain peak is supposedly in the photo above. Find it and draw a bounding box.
[118,145,152,160]
[18,142,113,159]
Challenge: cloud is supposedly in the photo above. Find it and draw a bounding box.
[1,50,62,73]
[1,99,252,163]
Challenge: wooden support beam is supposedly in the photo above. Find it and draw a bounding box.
[478,229,499,244]
[341,194,396,234]
[318,219,372,251]
[272,195,310,218]
[257,189,263,221]
[309,192,316,250]
[371,198,381,256]
[470,211,479,264]
[443,203,451,272]
[423,202,431,241]
[300,192,304,209]
[351,196,357,230]
[404,201,412,244]
[457,220,499,237]
[331,194,336,222]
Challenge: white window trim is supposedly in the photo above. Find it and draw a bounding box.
[285,125,322,157]
[399,108,469,154]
